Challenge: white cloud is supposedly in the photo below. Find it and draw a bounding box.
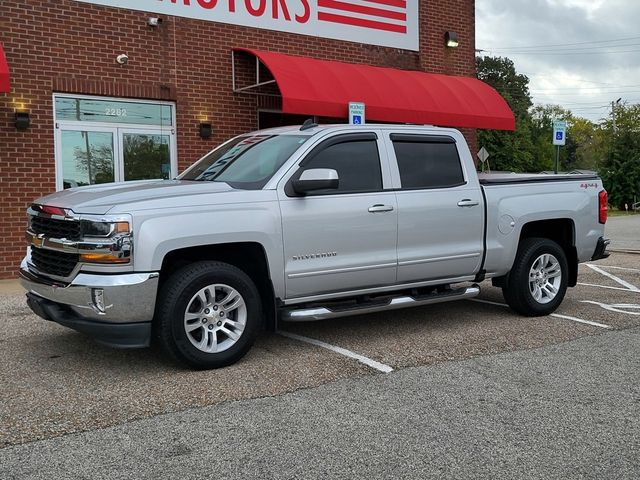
[476,0,640,121]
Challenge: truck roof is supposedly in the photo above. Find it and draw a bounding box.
[253,123,457,136]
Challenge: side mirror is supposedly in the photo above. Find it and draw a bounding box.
[292,169,339,195]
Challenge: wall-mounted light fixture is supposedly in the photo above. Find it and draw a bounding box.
[15,111,30,130]
[445,32,459,48]
[147,17,162,27]
[199,122,213,139]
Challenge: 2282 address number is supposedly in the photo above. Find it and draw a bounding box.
[105,108,127,117]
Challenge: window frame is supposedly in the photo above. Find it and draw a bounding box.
[388,134,467,191]
[52,93,177,191]
[284,132,386,197]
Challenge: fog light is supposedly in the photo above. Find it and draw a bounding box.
[92,288,106,314]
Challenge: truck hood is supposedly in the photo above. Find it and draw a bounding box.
[33,180,237,215]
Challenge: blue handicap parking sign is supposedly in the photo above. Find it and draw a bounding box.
[353,115,362,124]
[556,132,563,140]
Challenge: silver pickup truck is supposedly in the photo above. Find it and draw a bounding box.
[20,124,610,368]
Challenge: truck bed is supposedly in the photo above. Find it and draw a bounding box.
[478,173,599,185]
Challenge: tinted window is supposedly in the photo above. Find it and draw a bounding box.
[303,140,382,194]
[179,134,309,189]
[393,140,464,189]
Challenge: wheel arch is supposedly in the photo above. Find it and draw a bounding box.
[493,218,578,288]
[159,242,277,331]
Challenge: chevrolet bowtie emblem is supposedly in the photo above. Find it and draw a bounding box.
[32,235,44,248]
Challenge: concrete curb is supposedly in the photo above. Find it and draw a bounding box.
[0,279,23,295]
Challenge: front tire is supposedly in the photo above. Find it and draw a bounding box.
[156,261,262,369]
[502,238,568,316]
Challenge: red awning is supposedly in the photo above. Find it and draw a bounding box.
[0,43,9,93]
[235,49,515,131]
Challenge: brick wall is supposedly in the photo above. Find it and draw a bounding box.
[0,0,476,279]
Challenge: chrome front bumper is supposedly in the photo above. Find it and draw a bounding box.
[19,257,159,324]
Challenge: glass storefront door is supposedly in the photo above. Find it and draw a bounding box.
[120,130,172,181]
[59,128,116,188]
[54,95,176,190]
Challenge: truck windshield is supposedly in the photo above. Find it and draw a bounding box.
[179,134,309,189]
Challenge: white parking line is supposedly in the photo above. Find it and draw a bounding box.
[598,265,640,273]
[469,298,508,308]
[581,301,640,316]
[468,298,612,329]
[585,264,640,292]
[577,282,639,293]
[550,313,612,329]
[278,331,394,373]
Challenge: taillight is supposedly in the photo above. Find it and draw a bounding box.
[598,190,608,224]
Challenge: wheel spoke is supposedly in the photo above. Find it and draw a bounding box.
[220,326,240,341]
[197,290,209,308]
[217,288,234,305]
[532,285,543,301]
[547,266,561,278]
[197,331,209,350]
[545,282,558,295]
[209,330,218,353]
[225,318,245,329]
[223,295,244,313]
[185,321,202,333]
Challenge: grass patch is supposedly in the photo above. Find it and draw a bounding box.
[608,209,640,217]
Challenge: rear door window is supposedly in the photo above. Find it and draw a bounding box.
[391,135,465,190]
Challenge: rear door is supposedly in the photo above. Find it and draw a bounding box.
[278,131,398,300]
[384,132,484,283]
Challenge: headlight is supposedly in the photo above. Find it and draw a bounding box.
[80,220,130,237]
[79,216,132,265]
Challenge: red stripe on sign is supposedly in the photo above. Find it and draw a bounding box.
[318,0,406,21]
[318,12,407,33]
[361,0,407,8]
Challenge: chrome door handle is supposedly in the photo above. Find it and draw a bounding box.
[368,204,394,213]
[457,199,479,207]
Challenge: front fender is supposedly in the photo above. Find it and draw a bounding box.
[131,201,285,297]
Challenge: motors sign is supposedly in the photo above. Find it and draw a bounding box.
[72,0,419,51]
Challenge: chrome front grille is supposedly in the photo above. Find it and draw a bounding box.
[30,247,79,277]
[31,216,81,241]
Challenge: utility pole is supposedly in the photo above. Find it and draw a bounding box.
[612,97,622,134]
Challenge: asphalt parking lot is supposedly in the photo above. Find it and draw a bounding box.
[1,247,639,478]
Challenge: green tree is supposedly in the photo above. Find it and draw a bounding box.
[476,56,536,172]
[598,104,640,209]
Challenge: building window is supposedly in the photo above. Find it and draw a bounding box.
[53,94,177,190]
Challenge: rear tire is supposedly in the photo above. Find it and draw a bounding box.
[156,261,262,369]
[502,238,568,316]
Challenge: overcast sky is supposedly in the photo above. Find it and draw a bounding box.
[476,0,640,123]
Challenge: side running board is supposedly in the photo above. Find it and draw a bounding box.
[281,285,480,322]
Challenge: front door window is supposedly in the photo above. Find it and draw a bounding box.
[54,95,176,190]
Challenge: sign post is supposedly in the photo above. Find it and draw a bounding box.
[552,120,567,174]
[477,147,490,172]
[349,102,366,125]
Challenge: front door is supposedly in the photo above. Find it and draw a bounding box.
[278,132,398,300]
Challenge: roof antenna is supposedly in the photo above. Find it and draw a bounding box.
[300,118,318,131]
